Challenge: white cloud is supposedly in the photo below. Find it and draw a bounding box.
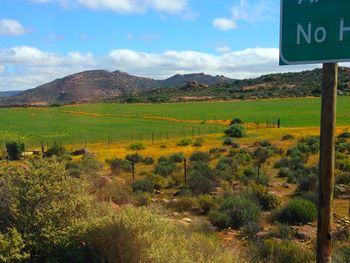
[212,18,236,31]
[0,65,5,73]
[0,19,30,36]
[31,0,188,14]
[213,0,277,31]
[0,45,318,91]
[216,46,231,53]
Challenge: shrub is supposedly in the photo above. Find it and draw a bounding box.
[209,147,226,154]
[224,124,245,138]
[188,162,215,195]
[218,196,261,229]
[223,137,233,146]
[81,154,102,175]
[160,144,167,149]
[281,134,294,141]
[248,185,281,211]
[192,138,203,147]
[299,191,318,205]
[278,167,292,178]
[5,141,25,160]
[143,157,155,165]
[44,142,66,158]
[243,167,256,179]
[154,161,177,177]
[134,192,151,207]
[252,239,314,263]
[107,158,124,175]
[336,173,350,185]
[128,143,146,150]
[0,228,29,262]
[276,198,317,225]
[190,151,211,163]
[297,173,318,192]
[338,132,350,139]
[66,162,82,178]
[198,195,218,214]
[125,153,144,163]
[169,153,185,163]
[167,197,200,212]
[208,210,231,229]
[216,157,238,181]
[274,158,291,169]
[132,179,154,193]
[334,245,350,263]
[177,138,192,146]
[230,118,243,125]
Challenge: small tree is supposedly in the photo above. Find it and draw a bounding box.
[224,124,246,138]
[254,147,269,179]
[5,141,25,160]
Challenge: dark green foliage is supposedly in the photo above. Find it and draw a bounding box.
[230,118,243,125]
[338,132,350,139]
[216,157,238,181]
[281,134,294,141]
[223,137,233,146]
[5,141,25,160]
[298,191,318,205]
[198,195,218,214]
[188,162,215,195]
[224,124,245,138]
[107,158,132,174]
[208,210,231,229]
[192,138,203,147]
[215,196,261,229]
[274,158,290,169]
[169,153,185,163]
[177,138,192,146]
[252,239,314,263]
[276,199,317,225]
[132,179,154,193]
[243,167,256,179]
[336,159,350,172]
[248,185,281,211]
[128,143,146,150]
[190,151,211,163]
[154,161,177,177]
[143,157,155,165]
[336,173,350,185]
[44,142,66,158]
[125,153,144,163]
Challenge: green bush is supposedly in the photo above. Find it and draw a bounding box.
[167,197,200,212]
[252,239,314,263]
[223,137,233,146]
[278,167,292,178]
[248,185,281,211]
[107,158,126,175]
[336,173,350,185]
[281,134,294,141]
[192,138,203,147]
[177,138,192,146]
[276,198,317,225]
[218,196,261,229]
[208,210,231,229]
[190,151,211,163]
[5,141,25,160]
[134,192,151,207]
[128,143,146,150]
[216,157,238,181]
[143,157,155,165]
[154,161,177,177]
[0,228,29,262]
[224,124,245,138]
[198,195,218,214]
[188,162,215,195]
[44,142,66,158]
[274,158,290,169]
[132,179,154,193]
[169,153,185,163]
[125,153,144,163]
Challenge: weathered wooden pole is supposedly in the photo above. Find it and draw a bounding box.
[132,161,135,183]
[184,158,187,184]
[317,63,338,263]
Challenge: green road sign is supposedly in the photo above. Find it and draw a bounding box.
[280,0,350,65]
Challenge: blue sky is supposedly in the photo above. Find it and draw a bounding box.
[0,0,313,91]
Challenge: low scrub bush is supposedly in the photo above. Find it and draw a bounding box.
[211,196,261,229]
[274,158,290,169]
[223,137,233,146]
[281,134,294,141]
[125,153,144,163]
[177,138,192,146]
[275,198,317,225]
[190,151,211,163]
[224,124,246,138]
[167,197,200,212]
[188,162,215,195]
[132,179,154,193]
[143,157,155,165]
[247,185,281,211]
[198,195,218,214]
[5,141,25,160]
[154,161,177,177]
[252,239,314,263]
[169,153,185,163]
[128,143,146,151]
[336,173,350,185]
[208,210,231,229]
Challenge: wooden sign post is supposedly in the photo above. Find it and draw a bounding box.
[317,63,337,263]
[280,0,350,261]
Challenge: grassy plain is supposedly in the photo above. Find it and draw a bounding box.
[1,96,350,146]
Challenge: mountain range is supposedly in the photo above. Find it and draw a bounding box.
[1,67,350,106]
[0,70,232,106]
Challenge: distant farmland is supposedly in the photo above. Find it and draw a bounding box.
[1,97,350,146]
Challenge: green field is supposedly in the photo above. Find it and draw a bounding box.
[1,97,350,146]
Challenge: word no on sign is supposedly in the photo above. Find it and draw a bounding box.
[280,0,350,65]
